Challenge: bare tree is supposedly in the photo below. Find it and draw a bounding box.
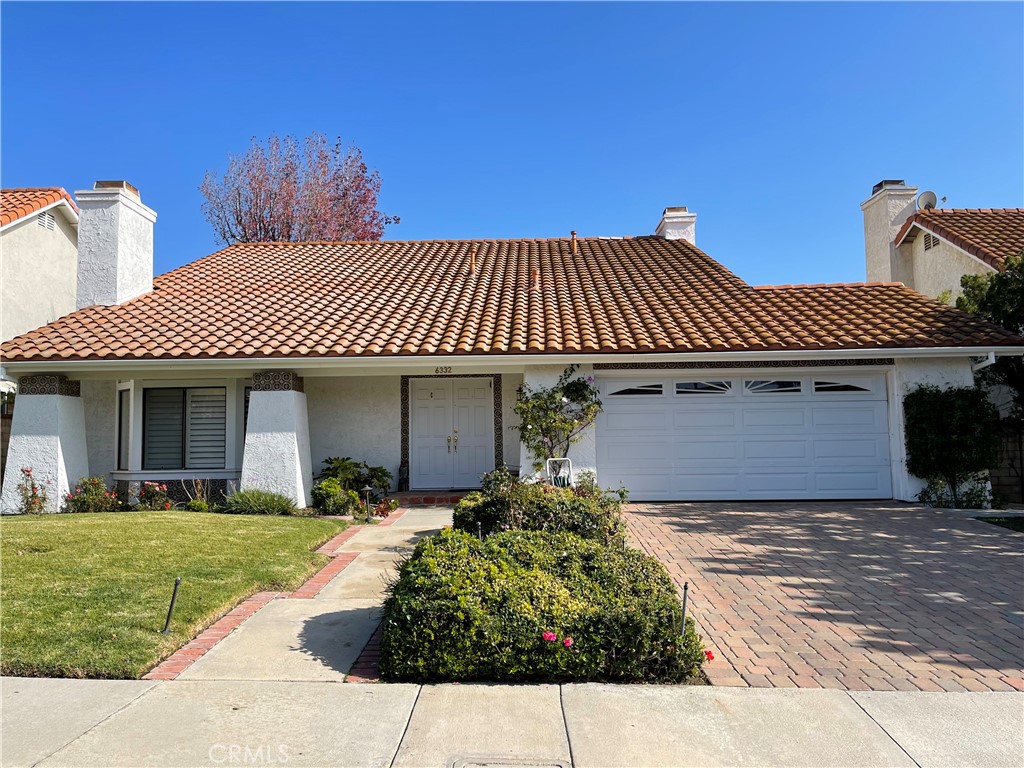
[199,132,397,244]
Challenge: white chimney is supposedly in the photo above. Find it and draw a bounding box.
[75,181,157,309]
[861,179,917,283]
[656,206,697,245]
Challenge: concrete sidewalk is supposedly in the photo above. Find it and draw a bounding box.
[3,676,1022,767]
[175,507,451,682]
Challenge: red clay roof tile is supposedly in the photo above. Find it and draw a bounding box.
[0,188,78,228]
[2,237,1021,363]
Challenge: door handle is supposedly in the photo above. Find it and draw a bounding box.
[447,435,452,453]
[453,430,458,453]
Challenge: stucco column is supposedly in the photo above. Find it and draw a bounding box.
[517,364,597,483]
[0,375,88,514]
[240,371,313,507]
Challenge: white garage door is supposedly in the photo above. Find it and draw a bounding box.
[596,373,892,501]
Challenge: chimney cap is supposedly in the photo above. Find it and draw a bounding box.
[94,180,140,199]
[662,206,689,214]
[871,179,908,195]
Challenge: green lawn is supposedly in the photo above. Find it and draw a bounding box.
[1,511,346,678]
[978,516,1024,533]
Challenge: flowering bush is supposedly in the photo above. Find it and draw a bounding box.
[514,365,602,474]
[380,528,705,683]
[16,467,49,514]
[137,481,172,511]
[64,477,122,514]
[453,466,626,545]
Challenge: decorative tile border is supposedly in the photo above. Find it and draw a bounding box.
[252,370,304,392]
[346,624,384,684]
[594,358,895,371]
[18,374,80,397]
[399,375,503,491]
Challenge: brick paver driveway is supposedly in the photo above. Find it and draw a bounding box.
[626,503,1024,692]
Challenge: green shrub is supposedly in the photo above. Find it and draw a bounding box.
[222,489,298,516]
[380,528,704,683]
[64,477,122,514]
[310,478,362,516]
[904,385,1000,508]
[137,481,172,510]
[184,498,210,512]
[316,457,393,496]
[453,467,626,544]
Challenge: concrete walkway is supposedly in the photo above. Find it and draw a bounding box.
[3,676,1022,767]
[176,507,452,682]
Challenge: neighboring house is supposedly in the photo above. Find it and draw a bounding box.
[0,187,80,481]
[863,179,1024,299]
[1,179,1022,513]
[863,180,1024,503]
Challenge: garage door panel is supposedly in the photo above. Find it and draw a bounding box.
[811,404,887,429]
[812,437,887,461]
[604,410,669,431]
[597,372,893,501]
[814,471,889,492]
[672,472,743,494]
[745,473,811,493]
[673,410,737,429]
[741,408,807,428]
[742,438,808,461]
[674,440,739,461]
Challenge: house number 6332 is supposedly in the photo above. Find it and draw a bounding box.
[434,366,453,374]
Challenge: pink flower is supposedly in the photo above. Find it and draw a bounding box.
[704,650,714,662]
[563,637,573,648]
[542,631,557,642]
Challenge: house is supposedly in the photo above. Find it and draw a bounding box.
[863,180,1024,503]
[1,179,1022,513]
[0,187,81,481]
[863,179,1024,300]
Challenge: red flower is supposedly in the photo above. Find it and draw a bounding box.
[542,631,557,642]
[164,502,171,510]
[704,650,714,662]
[563,637,573,648]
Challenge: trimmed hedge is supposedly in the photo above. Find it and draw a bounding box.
[380,528,704,683]
[453,469,626,544]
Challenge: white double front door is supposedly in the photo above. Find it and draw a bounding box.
[410,378,494,489]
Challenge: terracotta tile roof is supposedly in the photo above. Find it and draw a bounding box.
[2,237,1021,363]
[0,188,78,228]
[894,208,1024,270]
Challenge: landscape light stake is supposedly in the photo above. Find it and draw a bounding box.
[680,582,689,633]
[161,577,182,634]
[477,522,483,541]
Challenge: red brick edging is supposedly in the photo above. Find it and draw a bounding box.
[142,513,407,680]
[143,591,286,680]
[347,624,384,683]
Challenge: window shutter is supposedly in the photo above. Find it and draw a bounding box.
[143,389,184,469]
[186,388,226,469]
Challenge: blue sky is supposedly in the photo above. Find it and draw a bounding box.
[2,2,1021,285]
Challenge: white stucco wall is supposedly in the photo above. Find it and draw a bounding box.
[306,376,401,487]
[889,356,976,501]
[517,364,597,482]
[907,237,993,300]
[1,213,78,342]
[0,394,88,513]
[82,380,117,481]
[240,390,313,507]
[75,187,155,309]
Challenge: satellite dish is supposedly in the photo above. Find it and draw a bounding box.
[918,191,938,210]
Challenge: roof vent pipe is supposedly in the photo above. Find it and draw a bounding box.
[531,267,540,291]
[470,245,477,274]
[571,230,578,255]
